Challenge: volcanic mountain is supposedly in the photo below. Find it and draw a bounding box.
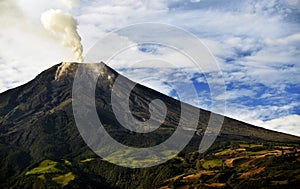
[0,62,299,188]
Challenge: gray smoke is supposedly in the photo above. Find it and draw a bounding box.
[41,9,83,62]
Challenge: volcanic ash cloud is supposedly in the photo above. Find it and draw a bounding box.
[41,9,83,63]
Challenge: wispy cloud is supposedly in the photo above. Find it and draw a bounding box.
[251,114,300,136]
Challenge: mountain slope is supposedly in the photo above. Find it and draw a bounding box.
[0,62,299,188]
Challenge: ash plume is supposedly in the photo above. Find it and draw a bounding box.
[41,9,83,63]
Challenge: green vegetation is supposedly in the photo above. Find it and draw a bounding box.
[96,148,178,168]
[25,160,63,175]
[158,141,300,189]
[63,159,72,166]
[37,174,46,180]
[271,180,288,185]
[247,150,269,156]
[80,158,95,163]
[3,138,300,189]
[215,148,236,156]
[24,159,76,187]
[201,160,223,169]
[52,172,75,186]
[6,136,299,189]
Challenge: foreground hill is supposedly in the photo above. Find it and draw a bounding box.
[0,62,299,188]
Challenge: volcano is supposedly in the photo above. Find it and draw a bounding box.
[0,62,299,188]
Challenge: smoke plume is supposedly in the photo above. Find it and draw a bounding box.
[41,9,83,62]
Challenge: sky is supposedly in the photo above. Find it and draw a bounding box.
[0,0,300,136]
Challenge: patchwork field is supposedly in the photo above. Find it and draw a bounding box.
[158,143,300,189]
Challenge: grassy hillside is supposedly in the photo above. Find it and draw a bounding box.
[158,141,300,189]
[7,139,299,189]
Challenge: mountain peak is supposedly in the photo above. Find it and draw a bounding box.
[54,62,118,83]
[55,62,76,80]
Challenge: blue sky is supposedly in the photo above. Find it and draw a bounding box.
[0,0,299,136]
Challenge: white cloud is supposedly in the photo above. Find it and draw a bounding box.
[60,0,80,9]
[217,89,255,101]
[266,32,300,45]
[283,0,300,11]
[220,89,300,135]
[251,115,300,136]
